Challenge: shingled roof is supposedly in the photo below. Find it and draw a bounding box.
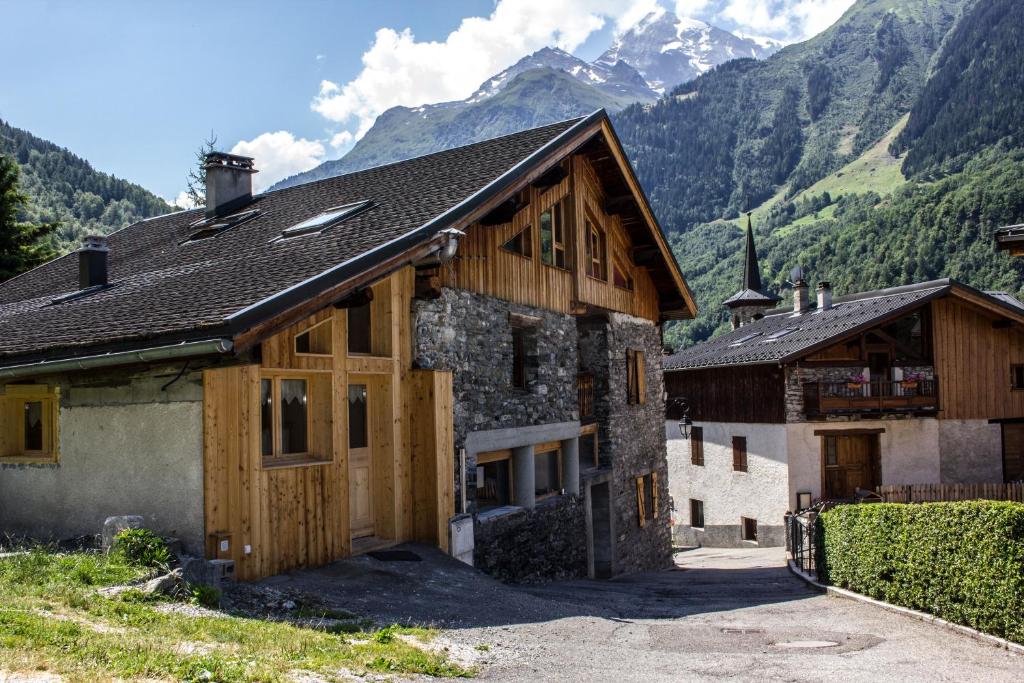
[2,115,643,368]
[666,279,1024,371]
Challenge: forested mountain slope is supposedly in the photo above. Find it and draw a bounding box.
[0,119,171,254]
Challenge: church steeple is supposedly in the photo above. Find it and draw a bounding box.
[723,213,781,329]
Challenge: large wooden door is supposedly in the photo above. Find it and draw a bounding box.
[348,381,373,538]
[822,434,880,499]
[1003,424,1024,482]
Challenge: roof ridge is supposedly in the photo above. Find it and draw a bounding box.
[269,116,589,196]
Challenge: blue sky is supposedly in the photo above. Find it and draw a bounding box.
[0,0,853,204]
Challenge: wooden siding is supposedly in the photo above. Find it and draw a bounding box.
[441,155,660,320]
[931,297,1024,420]
[665,365,786,424]
[202,267,453,580]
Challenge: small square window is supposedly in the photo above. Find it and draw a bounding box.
[741,517,758,543]
[1,385,59,463]
[1012,364,1024,391]
[690,499,705,529]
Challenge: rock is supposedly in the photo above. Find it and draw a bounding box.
[141,568,184,596]
[101,515,144,551]
[180,556,222,589]
[281,600,297,610]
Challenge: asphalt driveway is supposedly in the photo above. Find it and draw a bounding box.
[257,545,1023,682]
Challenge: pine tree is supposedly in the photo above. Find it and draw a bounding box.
[0,154,57,283]
[183,132,218,208]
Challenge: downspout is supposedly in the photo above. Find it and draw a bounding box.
[0,338,233,381]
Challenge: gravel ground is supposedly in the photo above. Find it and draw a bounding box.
[260,544,1024,682]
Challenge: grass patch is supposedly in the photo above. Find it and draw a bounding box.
[0,548,472,681]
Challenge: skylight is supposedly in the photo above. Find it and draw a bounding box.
[729,332,762,346]
[763,327,799,341]
[281,200,372,238]
[182,209,261,243]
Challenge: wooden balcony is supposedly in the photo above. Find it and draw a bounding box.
[577,372,595,423]
[806,378,939,415]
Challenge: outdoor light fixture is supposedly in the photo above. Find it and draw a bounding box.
[436,227,465,263]
[669,397,693,440]
[678,414,693,440]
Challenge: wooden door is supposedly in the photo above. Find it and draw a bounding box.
[348,380,373,538]
[1003,424,1024,482]
[823,434,880,499]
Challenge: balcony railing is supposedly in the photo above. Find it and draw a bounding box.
[806,378,939,414]
[577,372,595,422]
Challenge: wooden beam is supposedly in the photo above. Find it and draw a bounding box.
[813,428,886,436]
[530,164,569,191]
[604,194,635,215]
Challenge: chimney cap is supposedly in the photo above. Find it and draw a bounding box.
[80,234,109,252]
[817,280,831,290]
[203,151,256,173]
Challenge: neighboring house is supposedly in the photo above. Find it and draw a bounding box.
[664,223,1024,547]
[0,111,695,581]
[995,224,1024,256]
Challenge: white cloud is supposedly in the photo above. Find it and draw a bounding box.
[170,190,197,210]
[230,131,326,192]
[312,0,656,141]
[330,130,354,151]
[712,0,854,42]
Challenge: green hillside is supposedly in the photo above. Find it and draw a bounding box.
[0,118,171,255]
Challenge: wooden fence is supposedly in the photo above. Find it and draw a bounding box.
[877,482,1024,504]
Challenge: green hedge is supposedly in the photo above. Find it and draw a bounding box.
[817,501,1024,643]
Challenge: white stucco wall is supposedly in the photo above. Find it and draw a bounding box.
[0,370,205,554]
[938,420,1004,483]
[666,421,789,546]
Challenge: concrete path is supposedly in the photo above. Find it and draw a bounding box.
[259,545,1023,682]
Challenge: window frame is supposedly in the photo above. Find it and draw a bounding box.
[533,442,563,501]
[1012,364,1024,391]
[584,214,607,281]
[690,499,705,529]
[347,302,372,356]
[539,199,568,270]
[259,372,324,467]
[612,252,634,291]
[1,384,60,464]
[500,224,533,259]
[690,426,704,466]
[294,318,333,357]
[476,449,514,510]
[635,471,659,527]
[732,436,748,472]
[741,516,758,543]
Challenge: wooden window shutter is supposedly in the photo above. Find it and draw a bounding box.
[636,476,646,527]
[732,436,748,472]
[636,351,646,404]
[691,426,704,465]
[651,471,659,519]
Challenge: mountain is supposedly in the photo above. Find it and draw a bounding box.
[609,0,1024,349]
[596,8,780,93]
[274,11,777,191]
[0,118,171,255]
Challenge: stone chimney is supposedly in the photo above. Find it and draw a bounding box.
[792,276,810,314]
[78,235,109,290]
[204,152,257,218]
[817,281,833,311]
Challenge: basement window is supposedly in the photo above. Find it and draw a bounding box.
[534,444,562,500]
[476,450,513,510]
[281,200,372,238]
[0,385,60,463]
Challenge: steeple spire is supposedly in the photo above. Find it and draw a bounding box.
[742,212,763,292]
[722,212,780,329]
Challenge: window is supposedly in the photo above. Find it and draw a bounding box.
[500,225,532,258]
[627,350,646,405]
[295,319,332,356]
[348,384,368,450]
[534,445,562,499]
[732,436,748,472]
[690,499,705,529]
[741,517,758,543]
[584,217,607,280]
[824,435,838,466]
[763,327,798,341]
[612,254,633,290]
[539,201,567,269]
[635,471,659,527]
[0,385,59,463]
[476,450,512,510]
[1012,364,1024,391]
[690,426,704,466]
[260,375,324,464]
[510,316,539,390]
[348,302,372,355]
[580,424,599,468]
[281,200,372,238]
[729,332,762,346]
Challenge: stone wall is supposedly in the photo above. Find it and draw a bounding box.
[0,365,206,553]
[785,365,937,422]
[603,313,673,573]
[472,497,588,582]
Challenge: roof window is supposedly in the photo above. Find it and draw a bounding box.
[182,208,261,243]
[762,327,799,341]
[729,332,762,346]
[281,200,372,238]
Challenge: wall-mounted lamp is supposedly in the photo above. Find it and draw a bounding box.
[437,227,465,263]
[668,397,693,440]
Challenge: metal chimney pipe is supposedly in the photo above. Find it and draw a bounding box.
[78,235,109,290]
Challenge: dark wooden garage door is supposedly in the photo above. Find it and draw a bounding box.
[1003,424,1024,482]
